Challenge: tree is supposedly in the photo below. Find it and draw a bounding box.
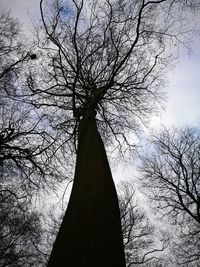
[0,187,45,267]
[41,181,169,266]
[24,0,199,265]
[0,12,69,200]
[119,181,170,266]
[0,13,74,266]
[139,127,200,266]
[0,12,26,97]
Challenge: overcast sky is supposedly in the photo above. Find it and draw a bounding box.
[1,4,199,256]
[1,0,199,131]
[0,0,41,29]
[150,38,200,130]
[2,4,198,263]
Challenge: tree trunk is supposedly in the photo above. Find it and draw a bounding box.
[47,111,126,267]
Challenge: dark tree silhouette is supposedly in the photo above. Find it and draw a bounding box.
[41,181,169,266]
[119,182,169,266]
[0,188,44,267]
[140,127,200,266]
[0,13,66,266]
[23,0,199,265]
[0,12,69,199]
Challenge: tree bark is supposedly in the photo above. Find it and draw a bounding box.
[47,111,126,267]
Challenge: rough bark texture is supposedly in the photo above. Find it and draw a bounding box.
[47,111,126,267]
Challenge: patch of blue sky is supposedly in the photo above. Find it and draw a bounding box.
[59,2,76,21]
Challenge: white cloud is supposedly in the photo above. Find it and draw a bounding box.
[0,0,40,32]
[150,36,200,130]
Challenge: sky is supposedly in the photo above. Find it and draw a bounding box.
[0,0,199,129]
[1,4,199,263]
[1,0,199,259]
[0,0,200,182]
[1,4,200,259]
[0,0,41,30]
[150,39,200,129]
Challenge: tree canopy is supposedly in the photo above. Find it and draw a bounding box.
[0,0,200,266]
[24,0,198,154]
[140,127,200,265]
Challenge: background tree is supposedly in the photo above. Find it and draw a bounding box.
[0,12,69,266]
[119,181,169,266]
[139,127,200,266]
[0,188,46,267]
[0,11,69,199]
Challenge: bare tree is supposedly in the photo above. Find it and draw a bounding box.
[0,12,70,200]
[139,127,200,266]
[21,0,200,265]
[29,0,198,149]
[40,181,169,266]
[0,101,69,197]
[119,181,169,266]
[0,12,26,96]
[0,187,46,267]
